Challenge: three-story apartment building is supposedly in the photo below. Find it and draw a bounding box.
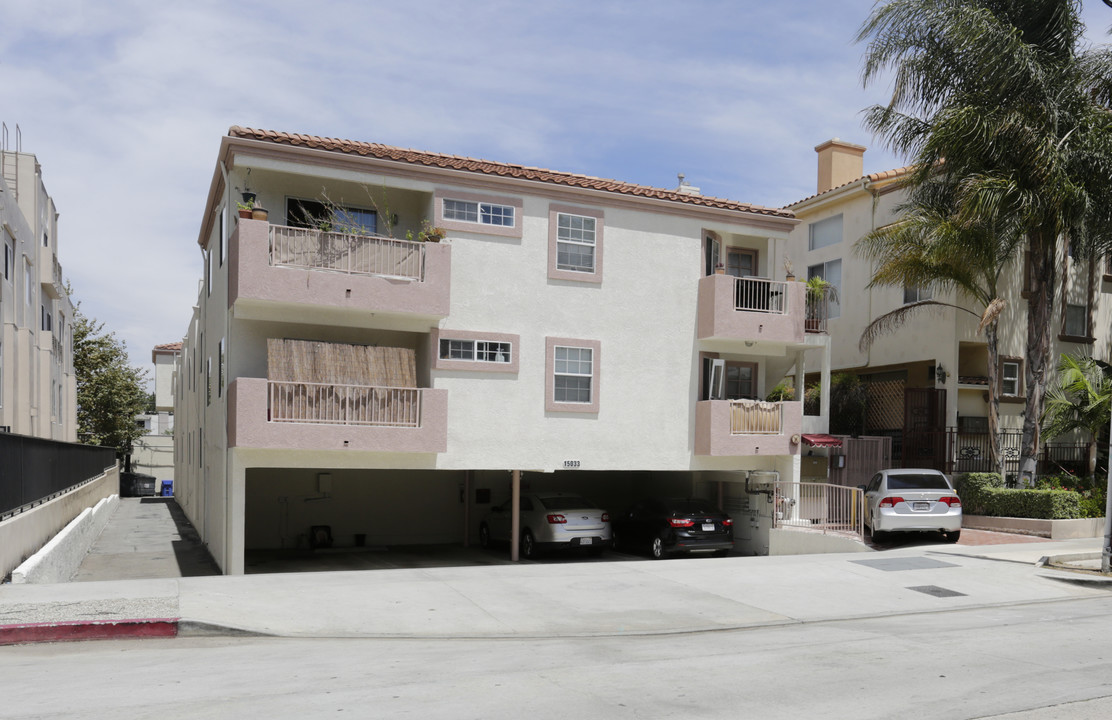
[0,143,77,441]
[175,127,832,574]
[786,139,1112,478]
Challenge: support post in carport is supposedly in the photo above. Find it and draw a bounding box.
[510,469,521,562]
[462,470,472,548]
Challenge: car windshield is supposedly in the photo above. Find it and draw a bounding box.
[538,496,596,511]
[886,473,951,490]
[667,499,719,514]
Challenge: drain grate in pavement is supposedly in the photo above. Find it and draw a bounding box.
[852,557,960,572]
[907,585,966,598]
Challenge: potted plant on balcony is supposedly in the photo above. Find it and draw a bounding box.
[241,190,257,206]
[236,201,253,220]
[251,204,269,222]
[413,220,447,243]
[805,276,837,331]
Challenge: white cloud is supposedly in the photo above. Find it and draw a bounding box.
[5,0,1106,369]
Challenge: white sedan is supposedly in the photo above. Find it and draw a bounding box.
[862,468,962,542]
[479,492,611,559]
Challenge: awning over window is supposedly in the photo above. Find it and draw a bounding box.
[801,433,842,448]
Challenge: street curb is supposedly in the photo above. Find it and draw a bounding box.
[0,618,179,646]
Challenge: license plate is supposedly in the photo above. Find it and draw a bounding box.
[580,537,592,545]
[702,523,716,531]
[913,502,930,511]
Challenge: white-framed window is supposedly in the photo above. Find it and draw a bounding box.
[25,258,34,306]
[903,285,933,304]
[808,214,843,251]
[3,234,12,281]
[556,213,597,273]
[443,199,515,227]
[51,379,57,420]
[206,357,212,406]
[1064,303,1088,337]
[41,305,52,332]
[705,234,721,276]
[807,259,842,318]
[553,346,593,403]
[1001,359,1021,397]
[439,338,512,364]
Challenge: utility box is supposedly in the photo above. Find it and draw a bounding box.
[801,456,829,481]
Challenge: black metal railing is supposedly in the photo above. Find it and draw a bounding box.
[900,428,1093,480]
[0,432,116,517]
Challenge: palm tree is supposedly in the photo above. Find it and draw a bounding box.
[1041,354,1112,477]
[856,192,1024,471]
[857,0,1112,484]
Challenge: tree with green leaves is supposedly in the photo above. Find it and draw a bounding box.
[856,198,1024,470]
[1041,354,1111,477]
[858,0,1112,483]
[73,304,150,456]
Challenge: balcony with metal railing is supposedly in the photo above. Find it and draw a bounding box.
[694,399,802,456]
[696,274,806,343]
[227,377,447,453]
[228,220,450,326]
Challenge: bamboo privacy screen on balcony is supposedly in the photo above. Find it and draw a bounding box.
[729,399,783,434]
[266,339,420,426]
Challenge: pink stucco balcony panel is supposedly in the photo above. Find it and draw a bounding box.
[227,377,447,453]
[228,220,450,318]
[697,274,805,343]
[694,400,802,456]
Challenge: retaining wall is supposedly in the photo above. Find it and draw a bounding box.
[0,467,119,581]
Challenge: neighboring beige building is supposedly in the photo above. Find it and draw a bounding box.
[174,126,835,575]
[785,139,1112,477]
[132,342,179,480]
[0,141,77,441]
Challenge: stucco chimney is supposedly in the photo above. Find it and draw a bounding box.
[815,138,866,194]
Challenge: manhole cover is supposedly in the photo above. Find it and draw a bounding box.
[907,585,966,598]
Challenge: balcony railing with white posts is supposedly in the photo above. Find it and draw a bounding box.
[268,381,423,427]
[729,399,784,435]
[269,225,427,281]
[733,276,789,314]
[772,481,864,539]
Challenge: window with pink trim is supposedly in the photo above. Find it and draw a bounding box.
[548,204,603,283]
[546,337,600,413]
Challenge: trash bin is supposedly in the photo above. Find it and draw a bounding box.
[160,480,174,497]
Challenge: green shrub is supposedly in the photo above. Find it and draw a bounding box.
[954,472,1088,519]
[765,381,795,402]
[980,487,1082,519]
[953,472,1003,516]
[1034,474,1107,519]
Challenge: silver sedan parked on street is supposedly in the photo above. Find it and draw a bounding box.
[479,492,611,559]
[862,468,962,543]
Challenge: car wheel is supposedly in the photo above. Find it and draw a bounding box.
[611,529,620,551]
[871,529,887,544]
[650,536,666,559]
[943,529,961,543]
[479,523,490,549]
[521,530,536,559]
[714,549,731,557]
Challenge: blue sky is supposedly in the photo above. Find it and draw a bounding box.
[3,0,1111,374]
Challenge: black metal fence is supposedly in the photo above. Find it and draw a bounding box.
[0,432,116,518]
[901,428,1093,480]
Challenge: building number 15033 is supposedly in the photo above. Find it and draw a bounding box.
[563,460,581,468]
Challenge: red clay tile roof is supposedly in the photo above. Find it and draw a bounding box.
[786,165,916,208]
[153,342,182,352]
[228,126,793,219]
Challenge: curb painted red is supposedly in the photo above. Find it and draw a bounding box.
[0,619,179,646]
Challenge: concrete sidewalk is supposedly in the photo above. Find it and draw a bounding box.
[1,536,1108,645]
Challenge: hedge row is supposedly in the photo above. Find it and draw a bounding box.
[953,472,1083,520]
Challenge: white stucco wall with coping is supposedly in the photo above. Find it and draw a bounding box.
[0,467,118,580]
